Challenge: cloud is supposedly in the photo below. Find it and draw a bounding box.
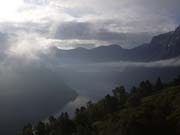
[0,0,178,52]
[53,21,154,48]
[46,0,178,33]
[0,0,179,65]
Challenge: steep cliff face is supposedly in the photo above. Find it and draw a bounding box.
[146,25,180,60]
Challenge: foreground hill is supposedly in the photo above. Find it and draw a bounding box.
[53,25,180,62]
[20,75,180,135]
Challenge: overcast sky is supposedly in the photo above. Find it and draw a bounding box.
[0,0,180,54]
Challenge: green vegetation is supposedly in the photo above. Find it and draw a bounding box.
[20,75,180,135]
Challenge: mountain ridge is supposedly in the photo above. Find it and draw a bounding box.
[53,25,180,62]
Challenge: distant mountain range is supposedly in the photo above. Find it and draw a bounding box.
[53,25,180,62]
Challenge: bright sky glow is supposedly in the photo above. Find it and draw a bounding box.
[0,0,24,21]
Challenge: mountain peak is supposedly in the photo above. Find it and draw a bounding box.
[95,44,123,50]
[72,47,87,51]
[175,25,180,31]
[174,25,180,35]
[109,44,123,49]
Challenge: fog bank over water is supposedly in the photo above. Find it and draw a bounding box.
[50,56,180,101]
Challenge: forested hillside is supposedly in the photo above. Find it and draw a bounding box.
[20,76,180,135]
